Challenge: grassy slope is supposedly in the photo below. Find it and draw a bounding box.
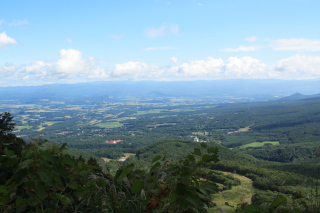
[210,172,254,213]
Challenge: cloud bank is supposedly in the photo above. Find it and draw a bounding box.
[1,48,320,86]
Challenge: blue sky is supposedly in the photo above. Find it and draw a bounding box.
[1,0,320,86]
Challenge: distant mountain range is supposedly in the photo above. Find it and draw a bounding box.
[1,79,320,101]
[279,93,320,101]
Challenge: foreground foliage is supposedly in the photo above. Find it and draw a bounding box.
[0,113,220,212]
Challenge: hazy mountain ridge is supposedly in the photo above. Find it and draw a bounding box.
[279,92,320,101]
[1,80,320,101]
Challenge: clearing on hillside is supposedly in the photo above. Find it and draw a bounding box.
[210,172,253,213]
[240,141,279,148]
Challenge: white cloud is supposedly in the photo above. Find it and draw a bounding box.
[0,32,17,48]
[272,38,320,52]
[162,57,266,80]
[0,64,16,78]
[245,36,257,42]
[198,2,203,6]
[170,57,177,64]
[56,49,95,77]
[66,38,73,43]
[225,57,266,78]
[26,61,52,73]
[8,20,30,26]
[0,19,5,25]
[144,46,173,51]
[174,57,224,78]
[271,54,320,79]
[111,61,152,79]
[144,24,180,38]
[88,67,109,79]
[221,46,260,52]
[0,50,108,86]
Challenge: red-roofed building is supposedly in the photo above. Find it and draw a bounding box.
[108,140,123,144]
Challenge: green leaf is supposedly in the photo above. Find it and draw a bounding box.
[0,185,7,194]
[269,195,287,211]
[193,148,201,156]
[114,168,123,182]
[152,155,161,163]
[191,177,199,188]
[53,193,72,206]
[15,197,27,211]
[38,171,52,184]
[16,159,33,170]
[182,192,201,208]
[67,181,78,190]
[35,184,47,201]
[119,168,131,180]
[176,182,187,195]
[75,187,88,199]
[1,157,17,167]
[44,208,55,213]
[150,162,161,173]
[132,180,144,193]
[3,148,16,157]
[62,158,77,167]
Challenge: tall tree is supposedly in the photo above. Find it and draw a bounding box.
[0,112,15,134]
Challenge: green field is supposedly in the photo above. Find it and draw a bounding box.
[240,141,280,148]
[26,109,57,112]
[37,121,62,131]
[96,122,123,128]
[110,117,136,122]
[168,108,197,112]
[133,109,162,115]
[192,131,206,136]
[147,123,176,128]
[16,125,33,130]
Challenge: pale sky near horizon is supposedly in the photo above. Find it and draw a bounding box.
[1,0,320,86]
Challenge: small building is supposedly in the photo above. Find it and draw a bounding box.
[108,140,123,144]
